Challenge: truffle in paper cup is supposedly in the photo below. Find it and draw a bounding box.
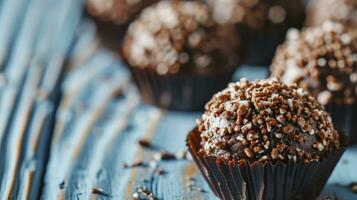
[121,1,242,111]
[270,21,357,144]
[186,79,347,200]
[187,128,346,200]
[205,0,305,65]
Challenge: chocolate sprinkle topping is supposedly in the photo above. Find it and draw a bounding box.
[122,1,240,75]
[198,78,341,163]
[271,21,357,105]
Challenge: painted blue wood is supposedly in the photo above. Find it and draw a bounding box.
[0,0,355,199]
[0,0,83,199]
[0,0,29,68]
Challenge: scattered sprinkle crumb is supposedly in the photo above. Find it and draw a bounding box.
[132,192,140,199]
[155,167,166,176]
[132,186,157,200]
[122,160,147,168]
[138,139,153,148]
[153,151,176,161]
[90,187,110,197]
[349,182,357,194]
[59,181,65,190]
[186,176,206,193]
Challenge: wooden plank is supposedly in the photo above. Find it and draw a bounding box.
[0,63,43,198]
[0,1,355,199]
[0,0,29,68]
[0,0,47,148]
[0,0,83,198]
[17,101,53,199]
[42,50,133,199]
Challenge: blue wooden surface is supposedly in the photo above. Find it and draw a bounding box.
[0,0,356,199]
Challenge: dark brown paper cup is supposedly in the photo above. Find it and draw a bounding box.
[325,103,357,145]
[128,67,235,111]
[187,127,346,200]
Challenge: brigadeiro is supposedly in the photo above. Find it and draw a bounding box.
[271,21,357,144]
[305,0,357,27]
[122,1,242,111]
[85,0,158,50]
[205,0,305,65]
[187,78,346,200]
[86,0,158,25]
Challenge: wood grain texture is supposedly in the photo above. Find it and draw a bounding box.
[0,0,356,199]
[0,0,83,199]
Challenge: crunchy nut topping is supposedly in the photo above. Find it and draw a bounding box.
[244,148,254,158]
[198,79,341,163]
[271,21,357,105]
[241,122,252,133]
[122,1,240,75]
[271,148,279,160]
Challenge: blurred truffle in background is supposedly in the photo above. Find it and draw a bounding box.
[270,21,357,143]
[86,0,158,25]
[306,0,357,27]
[205,0,305,65]
[122,1,243,111]
[85,0,158,50]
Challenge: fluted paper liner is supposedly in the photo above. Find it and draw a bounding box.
[326,103,357,145]
[186,127,346,200]
[128,67,234,111]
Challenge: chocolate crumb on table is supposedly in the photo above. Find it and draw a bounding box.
[90,187,110,197]
[122,160,147,169]
[138,139,153,149]
[154,167,166,176]
[132,186,157,200]
[58,181,65,190]
[186,176,207,193]
[349,182,357,194]
[153,151,176,161]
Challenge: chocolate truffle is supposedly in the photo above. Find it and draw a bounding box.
[86,0,158,25]
[306,0,357,27]
[197,79,341,163]
[122,1,240,75]
[271,21,357,144]
[187,79,346,200]
[121,1,242,111]
[271,21,357,106]
[205,0,305,65]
